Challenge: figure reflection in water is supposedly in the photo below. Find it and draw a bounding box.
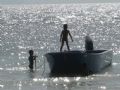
[60,24,73,52]
[85,34,94,51]
[28,50,38,71]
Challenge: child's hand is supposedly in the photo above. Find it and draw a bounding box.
[33,56,38,59]
[72,39,73,42]
[34,56,38,58]
[35,55,38,57]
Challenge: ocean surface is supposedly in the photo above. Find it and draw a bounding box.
[0,3,120,90]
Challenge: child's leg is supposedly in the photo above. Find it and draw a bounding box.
[60,40,64,52]
[29,62,33,70]
[66,40,70,51]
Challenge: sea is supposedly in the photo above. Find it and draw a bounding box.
[0,3,120,90]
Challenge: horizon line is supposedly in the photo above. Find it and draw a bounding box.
[0,2,120,5]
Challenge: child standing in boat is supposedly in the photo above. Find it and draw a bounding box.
[60,24,73,52]
[28,50,37,70]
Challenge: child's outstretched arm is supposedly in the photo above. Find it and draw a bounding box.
[33,55,38,60]
[60,31,63,42]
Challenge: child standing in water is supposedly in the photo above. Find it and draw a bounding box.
[60,24,73,52]
[28,50,37,70]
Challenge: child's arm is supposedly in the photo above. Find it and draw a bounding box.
[33,56,38,60]
[69,31,73,42]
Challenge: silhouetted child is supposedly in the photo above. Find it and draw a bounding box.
[28,50,37,70]
[60,24,73,52]
[85,35,94,51]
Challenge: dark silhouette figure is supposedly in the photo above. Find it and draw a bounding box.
[28,50,37,70]
[60,24,73,52]
[85,35,94,51]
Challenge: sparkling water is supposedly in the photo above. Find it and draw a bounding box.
[0,3,120,90]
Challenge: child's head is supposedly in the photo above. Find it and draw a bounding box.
[29,50,34,56]
[63,24,67,29]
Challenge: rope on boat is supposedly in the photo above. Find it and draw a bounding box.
[42,57,46,75]
[34,56,46,76]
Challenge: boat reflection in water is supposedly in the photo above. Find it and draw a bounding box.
[45,50,113,77]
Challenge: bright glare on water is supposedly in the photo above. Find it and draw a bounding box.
[0,3,120,90]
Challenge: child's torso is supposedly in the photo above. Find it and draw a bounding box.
[62,30,69,40]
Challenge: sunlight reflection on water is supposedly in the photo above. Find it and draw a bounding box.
[0,3,120,90]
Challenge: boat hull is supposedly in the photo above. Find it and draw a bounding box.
[45,50,113,76]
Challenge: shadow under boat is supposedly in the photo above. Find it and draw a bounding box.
[44,50,113,77]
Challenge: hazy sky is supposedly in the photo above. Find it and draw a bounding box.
[0,0,120,4]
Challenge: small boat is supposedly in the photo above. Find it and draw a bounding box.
[44,50,113,76]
